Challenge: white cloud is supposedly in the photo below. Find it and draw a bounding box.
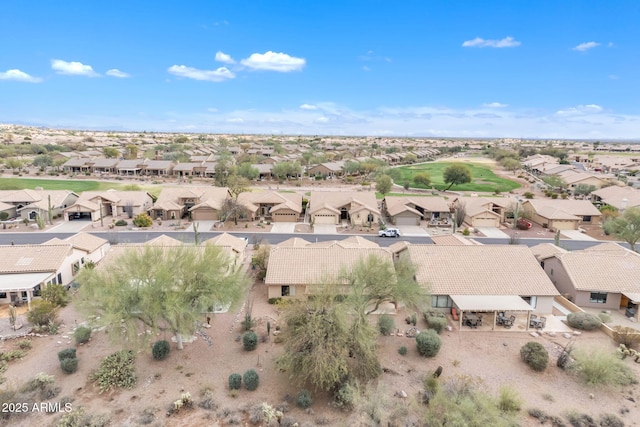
[215,51,235,64]
[167,65,235,82]
[462,36,521,48]
[240,51,305,72]
[51,59,99,76]
[106,69,130,78]
[299,104,318,110]
[362,65,371,72]
[315,116,329,123]
[573,41,600,52]
[482,102,508,108]
[0,69,42,83]
[207,107,219,113]
[556,104,603,116]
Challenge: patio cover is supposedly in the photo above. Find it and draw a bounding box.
[0,272,53,292]
[622,292,640,305]
[450,295,534,312]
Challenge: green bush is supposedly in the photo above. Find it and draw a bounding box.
[41,283,70,307]
[243,331,258,351]
[520,342,548,372]
[427,317,447,334]
[398,346,408,356]
[567,312,602,331]
[333,382,356,409]
[74,326,92,344]
[152,340,170,360]
[497,386,522,412]
[572,348,636,386]
[60,357,78,374]
[0,350,26,361]
[377,315,395,336]
[295,389,313,409]
[27,300,58,326]
[268,297,282,305]
[132,213,153,228]
[243,369,259,391]
[58,348,76,362]
[228,373,242,390]
[90,350,137,393]
[115,219,128,226]
[416,330,442,357]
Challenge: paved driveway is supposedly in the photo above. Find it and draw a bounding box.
[396,225,430,237]
[313,224,337,234]
[271,222,296,233]
[185,221,218,232]
[560,230,598,241]
[475,227,510,238]
[45,220,91,233]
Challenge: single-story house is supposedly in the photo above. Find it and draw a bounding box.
[521,199,602,230]
[591,185,640,210]
[309,191,380,226]
[540,243,640,318]
[64,190,154,222]
[401,244,559,327]
[238,191,302,222]
[150,186,230,221]
[265,239,393,300]
[205,232,248,266]
[308,161,345,178]
[0,189,78,221]
[452,197,511,228]
[382,195,451,226]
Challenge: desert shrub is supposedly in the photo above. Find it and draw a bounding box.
[295,389,313,409]
[27,300,58,326]
[132,213,153,228]
[613,325,640,349]
[520,342,548,372]
[524,192,534,199]
[243,369,259,391]
[57,407,110,427]
[597,312,612,324]
[497,386,522,412]
[416,330,442,357]
[41,283,70,307]
[228,373,242,390]
[566,412,596,427]
[572,348,636,386]
[58,348,76,362]
[527,408,548,423]
[60,357,78,374]
[90,350,137,393]
[243,331,258,351]
[557,343,574,370]
[23,372,55,392]
[398,346,408,356]
[334,382,356,410]
[0,350,26,361]
[74,326,91,344]
[599,413,624,427]
[199,389,217,411]
[567,312,602,331]
[462,228,470,236]
[17,339,32,350]
[377,315,395,336]
[427,316,447,334]
[115,219,128,226]
[268,297,282,305]
[152,340,170,360]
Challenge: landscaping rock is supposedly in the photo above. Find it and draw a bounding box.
[563,333,572,339]
[529,332,539,338]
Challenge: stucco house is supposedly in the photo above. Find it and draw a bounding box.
[64,190,154,222]
[452,196,514,228]
[0,189,78,221]
[591,185,640,210]
[309,191,380,226]
[150,186,230,221]
[540,243,640,318]
[238,191,302,222]
[521,199,602,230]
[265,238,393,300]
[382,195,451,226]
[401,244,559,327]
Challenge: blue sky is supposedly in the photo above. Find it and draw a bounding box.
[1,1,639,139]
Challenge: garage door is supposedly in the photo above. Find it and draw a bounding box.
[192,209,218,220]
[272,212,298,222]
[551,220,577,230]
[473,217,498,227]
[313,214,336,224]
[395,215,419,226]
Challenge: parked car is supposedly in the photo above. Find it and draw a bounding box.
[378,228,400,237]
[516,218,532,230]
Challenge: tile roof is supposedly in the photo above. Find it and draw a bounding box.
[64,232,109,253]
[406,245,558,296]
[592,185,640,209]
[265,245,393,286]
[309,191,379,215]
[384,196,451,217]
[277,237,312,247]
[0,244,73,273]
[205,232,248,254]
[529,243,568,261]
[523,199,601,219]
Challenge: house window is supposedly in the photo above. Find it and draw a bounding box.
[72,261,81,275]
[431,295,453,308]
[0,292,6,299]
[33,285,41,297]
[281,286,290,297]
[590,292,607,304]
[57,273,62,284]
[521,296,537,308]
[583,216,592,223]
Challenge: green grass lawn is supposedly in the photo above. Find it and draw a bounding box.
[0,177,162,197]
[395,162,521,193]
